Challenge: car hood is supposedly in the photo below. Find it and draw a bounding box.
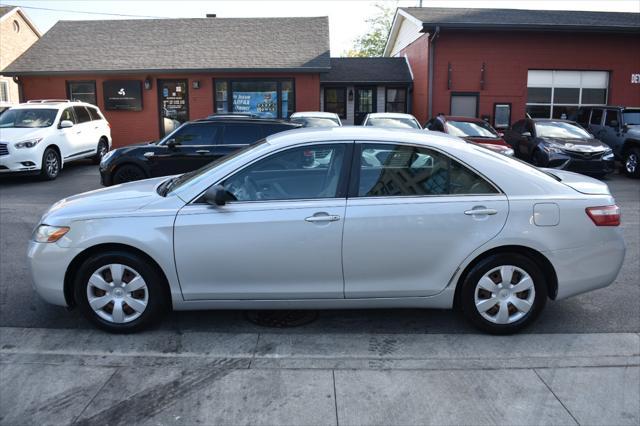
[541,168,611,195]
[0,127,49,142]
[542,137,609,153]
[41,176,169,224]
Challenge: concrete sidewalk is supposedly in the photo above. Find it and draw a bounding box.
[1,327,639,425]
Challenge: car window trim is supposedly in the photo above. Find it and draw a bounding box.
[347,140,504,199]
[187,140,356,205]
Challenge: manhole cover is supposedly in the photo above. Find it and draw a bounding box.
[244,310,318,328]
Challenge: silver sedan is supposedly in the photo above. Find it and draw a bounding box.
[28,127,625,334]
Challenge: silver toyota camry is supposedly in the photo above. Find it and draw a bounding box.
[28,127,626,334]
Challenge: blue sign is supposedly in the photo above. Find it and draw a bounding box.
[233,91,278,118]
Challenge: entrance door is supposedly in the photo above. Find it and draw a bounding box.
[451,93,478,117]
[158,79,189,136]
[354,86,376,125]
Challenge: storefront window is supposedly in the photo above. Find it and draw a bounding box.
[215,81,228,113]
[67,81,97,105]
[385,88,406,113]
[324,87,346,118]
[214,79,293,118]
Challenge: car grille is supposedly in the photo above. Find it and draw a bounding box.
[566,150,604,160]
[0,143,8,156]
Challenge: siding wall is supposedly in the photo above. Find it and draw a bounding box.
[0,10,39,103]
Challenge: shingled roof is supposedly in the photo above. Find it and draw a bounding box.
[401,7,640,32]
[320,58,412,84]
[3,17,330,75]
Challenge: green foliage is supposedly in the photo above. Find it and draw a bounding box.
[347,3,395,57]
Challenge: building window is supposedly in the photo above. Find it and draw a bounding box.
[385,87,407,113]
[67,81,97,105]
[493,103,511,129]
[450,93,478,117]
[13,20,20,33]
[0,81,8,102]
[213,79,294,119]
[323,87,346,119]
[526,70,608,119]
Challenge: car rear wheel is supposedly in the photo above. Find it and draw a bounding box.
[460,253,547,334]
[74,251,168,333]
[112,164,146,184]
[622,146,640,178]
[39,147,60,180]
[92,138,109,164]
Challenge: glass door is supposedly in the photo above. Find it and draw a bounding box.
[354,86,376,125]
[158,79,189,136]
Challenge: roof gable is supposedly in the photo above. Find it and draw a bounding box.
[4,17,329,75]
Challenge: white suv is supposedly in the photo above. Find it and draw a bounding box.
[0,100,111,180]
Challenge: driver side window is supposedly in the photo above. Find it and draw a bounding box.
[223,144,346,202]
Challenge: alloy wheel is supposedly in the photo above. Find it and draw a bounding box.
[86,263,149,324]
[473,265,536,324]
[626,153,638,174]
[45,151,59,177]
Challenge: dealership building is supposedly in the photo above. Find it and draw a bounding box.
[3,7,639,146]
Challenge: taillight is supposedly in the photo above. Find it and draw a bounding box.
[586,205,620,226]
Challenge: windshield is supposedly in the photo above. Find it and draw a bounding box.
[622,110,640,125]
[446,120,499,138]
[291,117,340,127]
[161,139,269,195]
[366,117,420,129]
[0,108,57,128]
[535,121,591,139]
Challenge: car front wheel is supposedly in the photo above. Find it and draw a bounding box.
[112,164,146,184]
[622,146,640,178]
[460,253,547,334]
[74,251,168,333]
[40,147,60,180]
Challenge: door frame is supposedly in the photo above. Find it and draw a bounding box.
[157,79,189,137]
[354,86,377,125]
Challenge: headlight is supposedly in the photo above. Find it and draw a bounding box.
[543,143,565,154]
[15,137,43,149]
[603,150,614,160]
[100,150,115,166]
[33,225,70,243]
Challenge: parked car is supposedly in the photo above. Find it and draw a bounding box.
[424,115,514,156]
[99,117,301,186]
[574,106,640,178]
[362,113,422,129]
[290,111,342,127]
[503,118,614,177]
[0,100,111,180]
[29,127,625,334]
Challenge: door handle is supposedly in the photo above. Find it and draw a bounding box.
[464,208,498,216]
[305,214,341,223]
[196,150,210,154]
[76,131,82,134]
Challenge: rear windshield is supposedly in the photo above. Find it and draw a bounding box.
[366,117,420,129]
[446,120,499,138]
[0,108,57,128]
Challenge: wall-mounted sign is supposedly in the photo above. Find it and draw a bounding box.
[632,74,640,84]
[103,80,143,111]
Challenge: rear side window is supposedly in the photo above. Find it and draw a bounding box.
[357,143,498,197]
[222,124,261,145]
[87,107,102,121]
[173,123,220,146]
[590,109,603,125]
[73,106,91,123]
[60,108,76,123]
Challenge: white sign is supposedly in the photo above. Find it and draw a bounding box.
[632,74,640,84]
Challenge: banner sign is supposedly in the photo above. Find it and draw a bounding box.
[103,80,143,111]
[233,91,277,118]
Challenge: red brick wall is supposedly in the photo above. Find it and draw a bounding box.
[20,72,321,147]
[400,30,640,125]
[399,34,430,124]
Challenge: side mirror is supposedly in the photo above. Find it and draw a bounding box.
[204,185,229,206]
[498,132,505,137]
[522,131,532,138]
[59,120,74,129]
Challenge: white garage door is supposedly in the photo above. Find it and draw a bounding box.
[526,70,608,119]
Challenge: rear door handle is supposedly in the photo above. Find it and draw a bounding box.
[464,208,498,216]
[305,214,341,223]
[196,150,210,154]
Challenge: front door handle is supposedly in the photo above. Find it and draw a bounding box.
[196,150,210,154]
[464,208,498,216]
[305,213,341,223]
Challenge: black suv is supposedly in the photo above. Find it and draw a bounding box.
[99,117,301,186]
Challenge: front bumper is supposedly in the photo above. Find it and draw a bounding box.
[27,240,81,307]
[546,152,615,175]
[0,147,43,173]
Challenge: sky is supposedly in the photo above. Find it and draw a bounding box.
[2,0,639,55]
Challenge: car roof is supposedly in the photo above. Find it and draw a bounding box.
[192,117,301,126]
[290,111,339,118]
[12,100,95,109]
[366,112,417,119]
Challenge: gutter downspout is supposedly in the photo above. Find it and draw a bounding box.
[427,26,440,119]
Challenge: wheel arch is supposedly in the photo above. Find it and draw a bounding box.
[453,245,558,308]
[622,138,640,152]
[43,144,63,168]
[63,243,172,309]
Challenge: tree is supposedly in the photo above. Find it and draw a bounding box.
[346,3,395,57]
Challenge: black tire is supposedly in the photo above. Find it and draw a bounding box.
[74,251,169,333]
[459,253,547,335]
[39,147,60,180]
[622,146,640,178]
[112,164,146,184]
[92,138,109,165]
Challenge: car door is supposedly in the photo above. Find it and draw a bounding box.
[588,108,605,139]
[72,106,95,153]
[151,122,222,175]
[173,142,351,300]
[343,142,508,298]
[56,107,83,159]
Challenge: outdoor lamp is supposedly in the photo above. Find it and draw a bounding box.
[144,77,152,90]
[192,80,201,89]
